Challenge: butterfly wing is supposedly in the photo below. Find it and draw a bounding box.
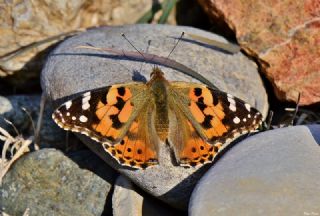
[168,107,221,167]
[101,101,159,168]
[52,83,160,168]
[168,82,263,167]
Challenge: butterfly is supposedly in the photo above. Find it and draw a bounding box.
[52,67,263,169]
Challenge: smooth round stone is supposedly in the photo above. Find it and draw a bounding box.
[189,125,320,215]
[41,24,268,209]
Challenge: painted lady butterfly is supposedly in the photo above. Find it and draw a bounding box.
[52,67,263,169]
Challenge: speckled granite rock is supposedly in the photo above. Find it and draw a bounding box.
[41,24,268,209]
[189,125,320,215]
[113,175,183,216]
[68,149,118,186]
[0,149,112,216]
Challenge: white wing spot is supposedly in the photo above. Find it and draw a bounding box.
[227,97,236,104]
[83,92,91,97]
[227,96,236,112]
[248,114,252,118]
[82,103,90,110]
[72,116,76,121]
[82,92,91,110]
[66,112,70,116]
[227,93,234,99]
[229,104,236,112]
[55,110,62,117]
[79,115,88,123]
[65,101,72,110]
[243,118,247,122]
[233,117,240,124]
[82,96,91,103]
[245,103,251,111]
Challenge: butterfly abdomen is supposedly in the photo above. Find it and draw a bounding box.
[153,95,169,141]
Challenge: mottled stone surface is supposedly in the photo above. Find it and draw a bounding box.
[113,175,182,216]
[0,149,112,216]
[0,0,153,77]
[68,149,118,186]
[198,0,320,105]
[189,125,320,215]
[42,24,268,209]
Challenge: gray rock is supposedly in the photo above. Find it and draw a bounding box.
[0,149,111,216]
[112,175,184,216]
[41,24,268,209]
[308,124,320,144]
[0,94,74,150]
[68,149,118,186]
[68,150,119,216]
[0,96,12,114]
[0,95,40,134]
[40,102,68,149]
[189,125,320,215]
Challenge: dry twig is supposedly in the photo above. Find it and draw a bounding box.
[0,119,33,185]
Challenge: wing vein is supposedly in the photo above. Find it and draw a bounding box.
[208,106,229,135]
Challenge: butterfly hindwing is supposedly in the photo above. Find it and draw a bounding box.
[168,82,263,167]
[101,101,160,168]
[168,104,222,167]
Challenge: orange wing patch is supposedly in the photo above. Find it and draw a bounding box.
[188,87,229,140]
[102,119,158,169]
[179,121,222,167]
[92,86,134,141]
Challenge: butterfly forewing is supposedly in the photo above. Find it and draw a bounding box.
[52,83,149,142]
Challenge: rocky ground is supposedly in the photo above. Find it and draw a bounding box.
[1,1,319,215]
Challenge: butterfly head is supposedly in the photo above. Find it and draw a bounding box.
[150,67,165,80]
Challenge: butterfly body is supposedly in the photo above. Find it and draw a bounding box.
[148,68,170,141]
[53,67,263,169]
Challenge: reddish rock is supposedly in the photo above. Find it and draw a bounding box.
[198,0,320,105]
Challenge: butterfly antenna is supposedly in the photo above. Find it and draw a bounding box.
[122,33,158,71]
[121,33,158,70]
[139,40,152,72]
[121,33,147,61]
[164,32,185,65]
